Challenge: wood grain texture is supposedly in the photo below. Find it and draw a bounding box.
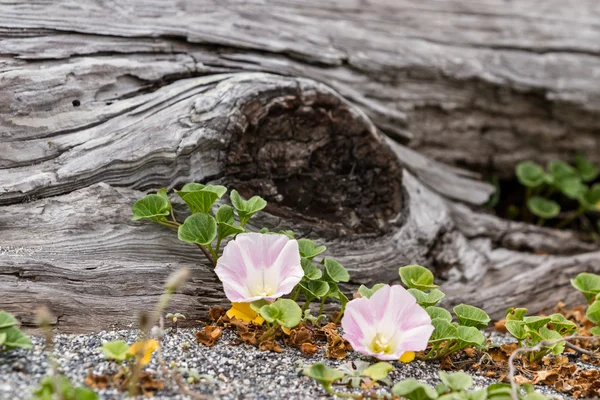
[1,0,600,332]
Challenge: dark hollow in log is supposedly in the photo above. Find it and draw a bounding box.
[224,90,403,236]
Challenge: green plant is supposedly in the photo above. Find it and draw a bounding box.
[392,371,548,400]
[571,272,600,335]
[398,265,489,360]
[514,155,600,229]
[0,310,32,352]
[32,376,97,400]
[503,307,577,361]
[166,312,185,331]
[303,361,393,399]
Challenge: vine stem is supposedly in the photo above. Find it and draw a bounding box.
[555,207,585,229]
[507,335,600,400]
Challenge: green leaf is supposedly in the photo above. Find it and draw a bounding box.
[439,371,473,391]
[0,311,19,329]
[457,326,486,347]
[303,363,345,390]
[217,222,245,240]
[505,320,527,340]
[249,299,270,313]
[178,213,217,246]
[580,184,600,211]
[549,314,577,336]
[548,160,578,181]
[258,304,280,324]
[301,258,322,280]
[300,280,330,299]
[453,304,490,329]
[486,383,513,400]
[409,288,445,308]
[74,387,99,400]
[230,190,267,226]
[590,326,600,336]
[0,332,6,346]
[180,191,219,214]
[270,299,302,328]
[364,362,394,381]
[506,307,527,321]
[538,326,565,355]
[576,154,599,182]
[100,340,130,361]
[430,319,459,343]
[399,265,438,291]
[586,299,600,324]
[2,326,33,350]
[556,177,588,199]
[527,196,560,219]
[426,307,452,323]
[131,194,171,222]
[215,205,235,224]
[322,258,350,283]
[522,316,551,331]
[298,239,326,260]
[357,283,386,299]
[570,272,600,304]
[392,379,439,400]
[516,161,545,188]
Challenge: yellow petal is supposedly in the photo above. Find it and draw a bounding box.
[399,351,415,363]
[281,326,291,335]
[226,302,265,325]
[129,339,159,366]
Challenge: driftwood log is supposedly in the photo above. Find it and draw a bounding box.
[1,0,599,332]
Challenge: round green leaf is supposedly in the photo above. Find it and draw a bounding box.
[522,316,551,331]
[0,311,19,329]
[357,283,385,299]
[392,379,439,400]
[258,305,280,323]
[408,288,445,308]
[426,306,452,323]
[453,304,490,329]
[216,204,235,224]
[430,319,459,343]
[439,371,473,391]
[516,161,545,188]
[548,160,578,181]
[271,299,302,328]
[303,363,345,389]
[363,362,394,381]
[549,314,577,336]
[322,258,350,283]
[580,184,600,211]
[230,190,267,226]
[131,194,171,222]
[399,265,438,291]
[556,177,587,199]
[576,154,599,182]
[2,326,33,350]
[300,280,330,299]
[217,222,245,240]
[591,326,600,336]
[456,325,486,347]
[100,340,130,361]
[178,213,217,246]
[586,299,600,324]
[301,258,323,280]
[0,332,6,346]
[571,272,600,304]
[527,196,560,219]
[298,239,326,260]
[505,320,527,340]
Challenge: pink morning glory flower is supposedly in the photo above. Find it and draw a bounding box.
[342,284,434,360]
[215,233,303,302]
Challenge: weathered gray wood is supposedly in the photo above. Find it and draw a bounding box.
[1,0,600,332]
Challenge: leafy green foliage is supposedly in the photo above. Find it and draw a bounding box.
[357,283,385,299]
[32,376,97,400]
[178,213,217,246]
[230,189,267,227]
[571,272,600,304]
[0,311,32,352]
[513,156,600,230]
[131,193,171,223]
[258,299,302,328]
[527,196,560,219]
[399,265,438,291]
[176,184,227,214]
[298,239,326,259]
[305,361,393,394]
[392,371,548,400]
[398,266,489,360]
[100,340,131,362]
[302,363,344,391]
[504,307,576,361]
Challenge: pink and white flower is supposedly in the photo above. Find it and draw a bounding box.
[342,284,434,360]
[215,233,303,302]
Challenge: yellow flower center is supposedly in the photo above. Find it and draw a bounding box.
[369,333,395,354]
[253,285,275,297]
